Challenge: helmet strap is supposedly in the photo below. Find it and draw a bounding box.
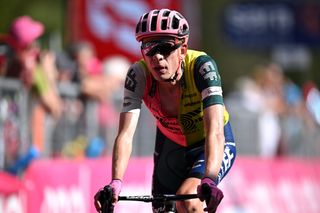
[166,56,184,85]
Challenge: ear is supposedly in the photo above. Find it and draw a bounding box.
[180,44,188,60]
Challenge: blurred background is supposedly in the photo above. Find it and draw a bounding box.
[0,0,320,212]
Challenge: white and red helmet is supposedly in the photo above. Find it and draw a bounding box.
[135,9,189,42]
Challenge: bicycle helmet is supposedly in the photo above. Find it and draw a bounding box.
[135,9,189,42]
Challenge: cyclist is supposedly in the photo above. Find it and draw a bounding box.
[94,9,236,213]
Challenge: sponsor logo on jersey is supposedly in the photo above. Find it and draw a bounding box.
[180,108,202,132]
[201,86,222,99]
[125,68,137,92]
[155,115,182,134]
[199,61,218,81]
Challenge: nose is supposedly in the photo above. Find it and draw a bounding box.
[151,53,164,62]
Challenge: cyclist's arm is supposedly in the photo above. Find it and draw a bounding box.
[194,54,225,181]
[112,111,140,180]
[203,104,225,180]
[112,62,146,180]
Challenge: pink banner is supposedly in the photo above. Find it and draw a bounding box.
[1,157,320,213]
[0,172,25,213]
[22,157,153,213]
[23,158,112,213]
[219,157,320,213]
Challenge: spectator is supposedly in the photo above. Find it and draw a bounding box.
[228,62,318,157]
[101,55,130,102]
[96,55,130,156]
[68,41,104,99]
[257,64,318,156]
[251,62,287,157]
[303,81,320,126]
[56,40,107,101]
[1,15,62,119]
[0,15,62,174]
[54,41,106,158]
[55,41,131,158]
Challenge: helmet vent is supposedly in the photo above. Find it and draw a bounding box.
[182,24,189,34]
[163,10,170,17]
[140,13,149,33]
[172,16,179,29]
[161,19,168,30]
[143,13,149,19]
[142,20,147,32]
[151,16,158,31]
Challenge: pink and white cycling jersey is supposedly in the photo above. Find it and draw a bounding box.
[122,49,229,147]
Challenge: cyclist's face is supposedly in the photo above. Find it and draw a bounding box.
[141,37,186,82]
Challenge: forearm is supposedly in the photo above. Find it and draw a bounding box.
[40,89,62,119]
[203,105,225,180]
[205,133,225,180]
[111,112,139,180]
[112,135,132,180]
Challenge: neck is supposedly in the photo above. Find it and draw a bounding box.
[159,79,180,90]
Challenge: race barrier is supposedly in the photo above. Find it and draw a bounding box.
[0,156,320,213]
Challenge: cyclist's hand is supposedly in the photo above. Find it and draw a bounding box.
[109,179,122,203]
[94,187,107,212]
[94,179,122,212]
[197,177,224,213]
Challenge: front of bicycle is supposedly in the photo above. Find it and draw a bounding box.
[120,194,199,213]
[95,186,199,213]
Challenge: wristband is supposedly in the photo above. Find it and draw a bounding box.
[110,179,122,196]
[201,177,216,186]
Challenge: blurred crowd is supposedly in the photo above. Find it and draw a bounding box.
[226,62,320,157]
[1,16,320,176]
[0,16,130,175]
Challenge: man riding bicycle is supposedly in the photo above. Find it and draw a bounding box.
[94,8,237,213]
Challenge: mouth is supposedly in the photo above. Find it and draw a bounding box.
[153,66,167,74]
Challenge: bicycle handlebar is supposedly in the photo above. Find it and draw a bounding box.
[96,185,199,213]
[97,191,198,213]
[118,194,198,202]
